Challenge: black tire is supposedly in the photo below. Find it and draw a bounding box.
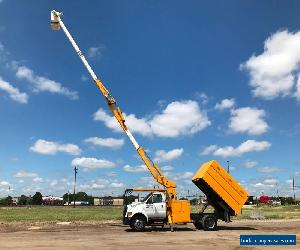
[193,219,203,230]
[130,215,146,232]
[201,215,217,231]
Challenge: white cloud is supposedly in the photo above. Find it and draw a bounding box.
[14,171,38,178]
[229,107,269,135]
[241,30,300,100]
[161,165,174,171]
[50,180,58,186]
[87,45,105,59]
[16,66,78,100]
[149,100,211,137]
[256,166,281,173]
[215,98,235,110]
[200,145,218,156]
[165,171,194,181]
[94,100,210,138]
[154,148,183,163]
[264,178,278,185]
[30,139,81,155]
[81,75,88,82]
[94,108,152,136]
[33,177,43,183]
[243,160,258,168]
[72,157,115,169]
[123,164,147,173]
[85,137,124,149]
[110,182,124,188]
[0,181,9,186]
[203,140,271,158]
[0,77,28,103]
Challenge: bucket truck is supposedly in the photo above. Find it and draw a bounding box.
[50,10,249,231]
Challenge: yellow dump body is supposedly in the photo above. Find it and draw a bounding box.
[192,160,248,217]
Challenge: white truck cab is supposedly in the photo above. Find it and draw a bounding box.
[123,191,167,231]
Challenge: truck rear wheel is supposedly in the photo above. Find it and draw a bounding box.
[130,215,146,232]
[202,215,217,231]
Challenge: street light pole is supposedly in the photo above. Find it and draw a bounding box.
[227,160,230,174]
[73,166,78,208]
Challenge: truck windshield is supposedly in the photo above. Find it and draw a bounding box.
[142,193,152,202]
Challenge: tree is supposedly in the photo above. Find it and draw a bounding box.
[32,192,43,205]
[76,192,88,201]
[18,195,27,205]
[0,196,13,206]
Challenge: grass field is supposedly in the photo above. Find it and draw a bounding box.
[0,206,122,222]
[0,205,299,223]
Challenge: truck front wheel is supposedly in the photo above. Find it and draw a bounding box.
[202,215,217,231]
[130,215,146,232]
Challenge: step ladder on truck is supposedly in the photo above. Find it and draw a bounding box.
[50,10,249,231]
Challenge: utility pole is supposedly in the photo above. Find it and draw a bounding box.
[227,160,230,174]
[293,177,296,204]
[73,166,78,208]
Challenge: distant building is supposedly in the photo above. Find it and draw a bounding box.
[42,195,64,205]
[94,196,123,206]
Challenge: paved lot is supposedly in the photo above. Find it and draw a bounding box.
[0,220,299,250]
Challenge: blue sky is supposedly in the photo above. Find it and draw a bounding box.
[0,0,299,198]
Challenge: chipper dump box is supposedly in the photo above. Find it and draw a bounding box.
[192,160,249,222]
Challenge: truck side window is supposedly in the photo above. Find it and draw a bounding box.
[152,194,162,203]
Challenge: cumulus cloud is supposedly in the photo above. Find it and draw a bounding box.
[161,165,174,171]
[94,108,152,136]
[30,139,81,155]
[110,182,124,188]
[94,100,210,138]
[215,98,235,110]
[229,107,269,135]
[256,166,282,173]
[14,171,38,178]
[154,148,184,163]
[0,77,28,103]
[149,101,210,137]
[123,164,148,173]
[84,137,124,149]
[16,66,78,100]
[71,157,115,169]
[202,140,271,158]
[200,145,218,156]
[241,30,300,100]
[87,45,105,59]
[33,177,43,183]
[243,160,258,168]
[0,181,9,186]
[165,171,194,181]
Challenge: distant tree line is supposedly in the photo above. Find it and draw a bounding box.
[0,191,95,206]
[62,191,94,205]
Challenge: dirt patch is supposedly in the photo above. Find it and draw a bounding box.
[0,220,299,249]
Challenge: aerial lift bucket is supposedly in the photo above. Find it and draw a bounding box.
[192,160,248,221]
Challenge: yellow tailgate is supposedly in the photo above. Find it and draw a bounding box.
[192,160,248,215]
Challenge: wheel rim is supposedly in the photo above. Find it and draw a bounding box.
[206,217,215,229]
[134,219,144,230]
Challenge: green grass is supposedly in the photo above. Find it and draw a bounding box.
[236,205,300,220]
[0,205,299,223]
[0,206,122,222]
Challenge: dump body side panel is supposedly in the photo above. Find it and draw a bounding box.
[192,160,248,218]
[170,200,191,223]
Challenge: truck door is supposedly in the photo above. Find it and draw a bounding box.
[152,193,166,219]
